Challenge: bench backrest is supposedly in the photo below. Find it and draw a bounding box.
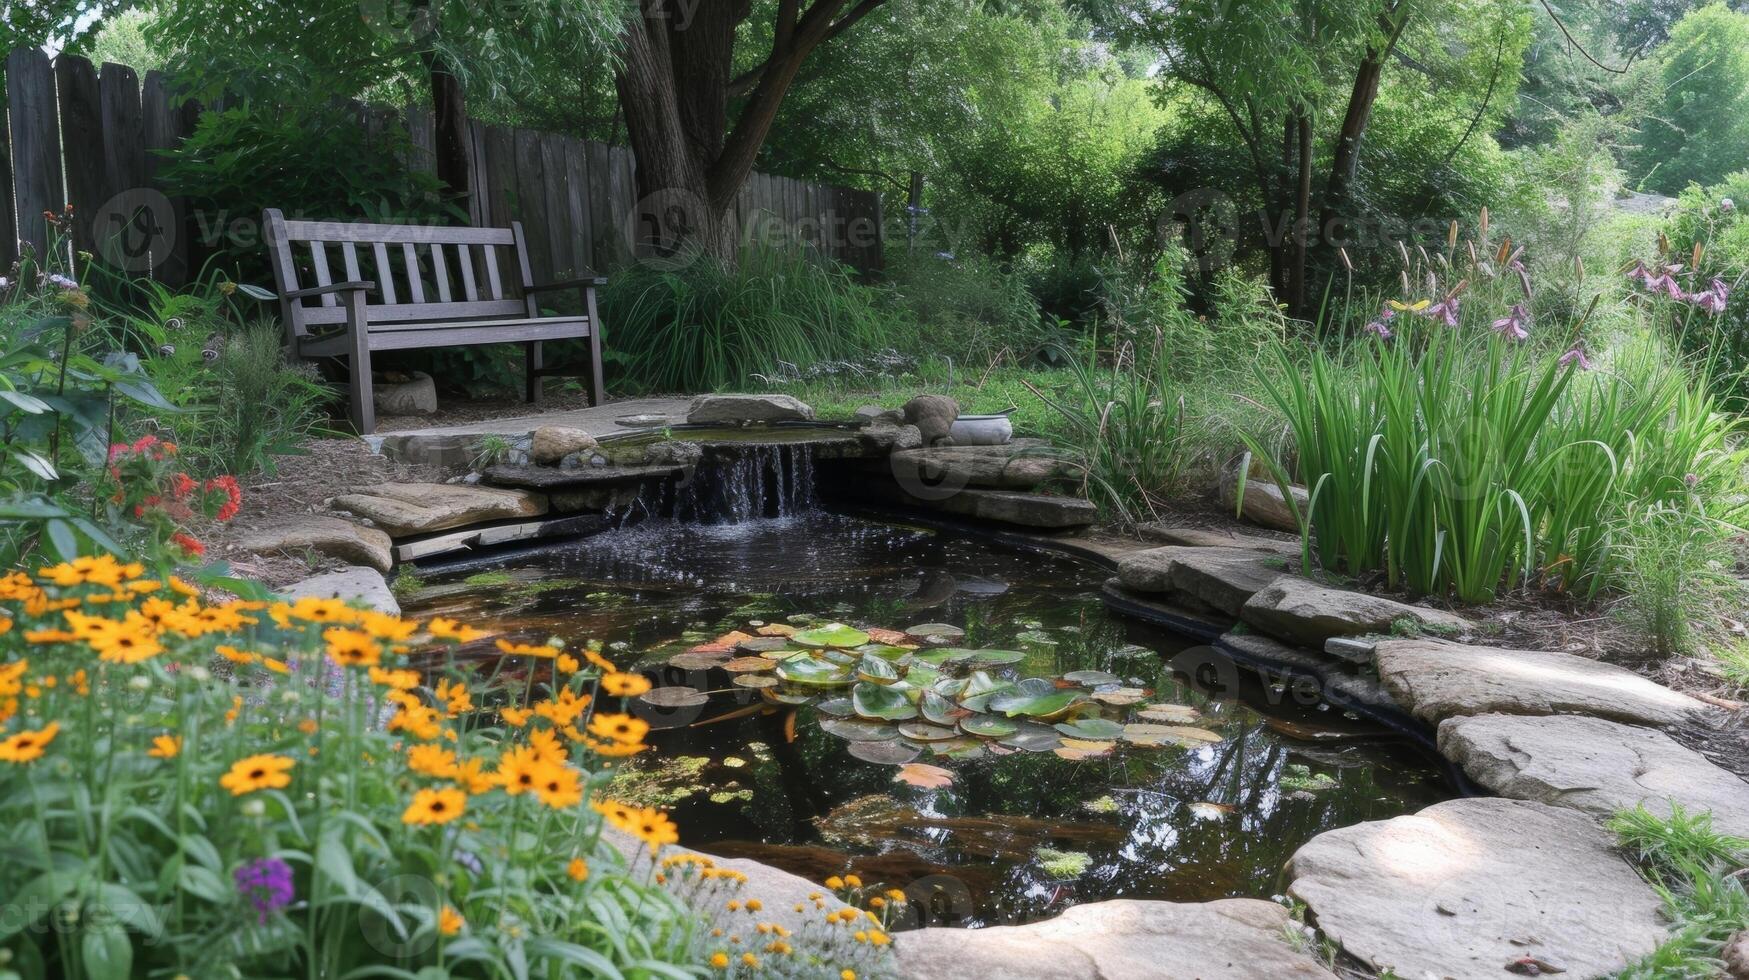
[263,208,539,338]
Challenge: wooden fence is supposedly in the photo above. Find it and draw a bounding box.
[0,46,883,290]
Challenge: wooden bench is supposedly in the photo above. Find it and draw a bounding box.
[262,208,605,434]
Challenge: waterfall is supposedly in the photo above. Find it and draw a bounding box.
[612,443,819,525]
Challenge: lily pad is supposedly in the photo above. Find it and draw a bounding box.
[920,691,968,726]
[766,689,815,705]
[776,657,852,687]
[904,623,965,645]
[1054,717,1125,740]
[722,657,777,673]
[856,656,901,684]
[989,677,1083,720]
[732,674,779,689]
[959,715,1018,738]
[998,723,1063,752]
[1063,669,1122,687]
[820,718,898,741]
[1136,704,1203,724]
[847,740,921,765]
[928,737,987,760]
[856,644,914,661]
[897,721,960,742]
[793,623,871,649]
[640,687,711,708]
[910,647,972,666]
[1122,723,1224,747]
[895,762,955,788]
[853,681,919,721]
[1092,687,1149,706]
[815,697,856,718]
[736,636,793,653]
[963,649,1026,667]
[1054,738,1115,760]
[667,651,730,671]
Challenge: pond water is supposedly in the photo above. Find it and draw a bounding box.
[403,511,1451,929]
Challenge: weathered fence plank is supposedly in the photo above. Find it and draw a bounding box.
[55,55,105,253]
[0,65,17,271]
[97,63,147,272]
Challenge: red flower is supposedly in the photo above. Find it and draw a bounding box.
[171,473,197,500]
[204,476,243,522]
[171,533,205,557]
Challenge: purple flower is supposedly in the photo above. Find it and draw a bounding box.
[1491,303,1530,341]
[1722,198,1736,213]
[1691,277,1731,315]
[1421,295,1461,327]
[235,857,295,923]
[1364,318,1393,340]
[1558,346,1592,371]
[1626,260,1650,285]
[42,273,78,290]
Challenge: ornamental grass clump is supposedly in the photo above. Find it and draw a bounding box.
[1244,221,1747,604]
[0,554,710,978]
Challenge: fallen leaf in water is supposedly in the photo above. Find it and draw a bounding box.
[1135,704,1201,724]
[894,762,956,789]
[1091,687,1150,706]
[783,709,798,743]
[1188,801,1235,821]
[1053,738,1115,760]
[715,630,755,647]
[756,624,798,637]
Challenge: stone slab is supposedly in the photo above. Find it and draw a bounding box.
[368,396,694,466]
[279,566,399,615]
[1288,798,1668,980]
[330,482,547,538]
[883,442,1069,491]
[482,463,683,490]
[1374,639,1713,728]
[895,899,1338,980]
[1136,523,1300,554]
[1241,576,1472,647]
[1116,546,1286,616]
[1438,713,1749,837]
[685,393,815,424]
[235,515,394,573]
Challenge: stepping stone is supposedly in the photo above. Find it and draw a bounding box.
[1288,798,1667,980]
[1240,577,1472,647]
[1116,546,1286,616]
[884,443,1070,491]
[1374,639,1713,728]
[894,898,1338,980]
[279,566,398,615]
[329,483,547,538]
[685,393,814,424]
[1136,524,1299,554]
[1438,713,1749,837]
[235,515,394,573]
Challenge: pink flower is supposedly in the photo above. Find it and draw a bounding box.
[1364,319,1393,340]
[1490,303,1530,341]
[1558,346,1591,371]
[1421,295,1461,327]
[1691,277,1731,315]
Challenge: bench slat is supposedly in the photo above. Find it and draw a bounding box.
[341,242,362,285]
[430,243,452,303]
[299,317,591,357]
[372,242,397,304]
[308,242,335,307]
[403,243,425,303]
[299,298,526,325]
[456,243,478,300]
[483,246,503,299]
[280,217,515,246]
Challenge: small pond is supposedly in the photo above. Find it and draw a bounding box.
[403,510,1451,929]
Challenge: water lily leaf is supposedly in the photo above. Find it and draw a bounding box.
[793,623,871,649]
[847,740,920,765]
[856,644,914,661]
[897,721,960,742]
[894,762,955,789]
[965,671,1012,696]
[819,648,860,666]
[928,737,986,759]
[1092,687,1149,706]
[759,648,806,660]
[964,649,1026,667]
[998,723,1063,752]
[1063,670,1121,688]
[1054,717,1125,740]
[1188,801,1235,821]
[722,657,777,673]
[766,689,816,704]
[866,627,914,646]
[667,652,730,671]
[856,656,901,684]
[641,687,710,708]
[958,715,1017,738]
[1122,724,1224,747]
[904,664,943,688]
[815,697,855,718]
[930,676,969,699]
[756,624,798,637]
[909,647,970,666]
[776,657,852,688]
[989,678,1083,719]
[904,623,964,645]
[1054,738,1115,760]
[714,630,755,647]
[1136,704,1202,724]
[920,691,968,726]
[736,636,793,653]
[853,682,918,721]
[820,718,898,741]
[732,674,779,689]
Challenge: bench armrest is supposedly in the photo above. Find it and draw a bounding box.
[525,276,608,296]
[284,280,376,300]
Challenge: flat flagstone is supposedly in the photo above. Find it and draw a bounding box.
[1373,638,1713,728]
[1240,576,1472,647]
[883,442,1069,490]
[1438,713,1749,837]
[894,898,1338,980]
[685,392,815,423]
[1136,523,1300,554]
[1115,546,1286,616]
[279,566,398,615]
[329,482,547,538]
[235,514,394,573]
[1288,798,1667,980]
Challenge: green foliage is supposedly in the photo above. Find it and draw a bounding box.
[1610,804,1749,979]
[1613,502,1739,655]
[600,246,919,394]
[154,104,459,282]
[883,252,1048,366]
[1627,4,1749,194]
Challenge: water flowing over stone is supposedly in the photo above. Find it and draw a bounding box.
[616,443,819,525]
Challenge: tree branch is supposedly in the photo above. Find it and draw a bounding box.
[726,0,888,98]
[1537,0,1645,75]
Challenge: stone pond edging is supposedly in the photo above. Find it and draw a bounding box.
[247,395,1749,979]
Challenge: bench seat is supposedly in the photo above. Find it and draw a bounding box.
[297,316,593,356]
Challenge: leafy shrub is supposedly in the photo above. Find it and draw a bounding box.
[1613,502,1738,656]
[1657,173,1749,401]
[1095,251,1286,385]
[882,251,1047,366]
[1626,4,1749,195]
[600,245,919,393]
[168,321,331,478]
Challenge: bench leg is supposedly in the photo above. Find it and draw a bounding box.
[345,293,376,434]
[524,340,544,405]
[584,288,606,407]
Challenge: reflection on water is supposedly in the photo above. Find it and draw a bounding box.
[404,513,1450,928]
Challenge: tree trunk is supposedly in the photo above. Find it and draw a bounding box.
[1320,7,1409,247]
[1290,110,1313,317]
[426,53,471,205]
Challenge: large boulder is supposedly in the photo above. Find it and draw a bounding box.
[1240,577,1472,647]
[1438,713,1749,837]
[329,483,547,538]
[902,394,959,446]
[235,515,394,573]
[279,566,399,615]
[685,393,815,424]
[1218,463,1307,533]
[1726,931,1749,979]
[895,899,1338,980]
[528,425,599,464]
[1374,638,1714,728]
[1288,798,1668,980]
[1116,546,1286,617]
